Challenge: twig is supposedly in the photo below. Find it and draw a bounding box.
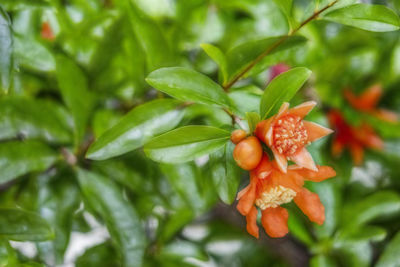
[222,0,339,91]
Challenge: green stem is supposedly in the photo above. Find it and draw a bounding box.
[222,0,338,91]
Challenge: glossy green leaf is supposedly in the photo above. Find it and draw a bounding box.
[144,126,230,163]
[76,242,120,267]
[229,85,262,117]
[146,67,232,108]
[336,225,387,243]
[0,208,53,241]
[310,254,336,267]
[209,141,241,204]
[0,97,72,143]
[246,112,261,134]
[260,67,311,119]
[56,55,93,146]
[0,140,57,184]
[200,43,228,83]
[0,7,12,93]
[376,231,400,267]
[225,36,307,82]
[77,169,146,267]
[323,4,400,32]
[37,173,80,265]
[121,0,173,71]
[161,163,206,212]
[87,99,185,160]
[272,0,294,30]
[14,35,55,72]
[342,191,400,227]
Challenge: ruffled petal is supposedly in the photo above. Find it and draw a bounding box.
[294,188,325,225]
[288,101,316,119]
[331,138,345,157]
[276,102,290,118]
[290,148,317,171]
[261,207,289,238]
[303,121,333,142]
[255,118,274,145]
[292,166,336,182]
[349,143,364,165]
[252,154,273,179]
[272,171,303,193]
[272,148,288,173]
[373,109,398,123]
[246,206,259,238]
[237,175,258,215]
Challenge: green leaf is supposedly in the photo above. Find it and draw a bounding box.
[0,208,53,241]
[0,7,12,94]
[341,191,400,227]
[0,239,18,266]
[87,99,185,160]
[76,242,120,267]
[121,0,173,71]
[229,85,262,117]
[146,67,232,108]
[144,126,230,163]
[246,112,261,134]
[14,35,55,72]
[323,4,400,32]
[272,0,294,30]
[56,55,94,147]
[200,43,228,84]
[77,169,146,267]
[260,67,311,119]
[376,231,400,267]
[209,141,241,204]
[225,36,307,82]
[161,163,206,212]
[0,140,57,184]
[336,225,387,243]
[37,172,81,265]
[310,254,336,267]
[0,97,72,143]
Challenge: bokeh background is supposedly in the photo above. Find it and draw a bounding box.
[0,0,400,266]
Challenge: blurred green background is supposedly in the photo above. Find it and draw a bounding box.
[0,0,400,266]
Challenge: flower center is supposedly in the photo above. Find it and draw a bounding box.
[273,114,308,156]
[255,186,297,210]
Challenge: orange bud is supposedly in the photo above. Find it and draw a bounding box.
[230,129,247,144]
[233,136,263,170]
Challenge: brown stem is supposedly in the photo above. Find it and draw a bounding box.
[222,0,338,91]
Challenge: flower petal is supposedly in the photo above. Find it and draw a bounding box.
[246,206,259,238]
[290,148,317,171]
[293,166,336,182]
[272,148,288,173]
[288,101,316,118]
[255,118,274,145]
[303,121,333,142]
[349,143,364,165]
[373,109,398,123]
[331,138,345,157]
[261,207,289,238]
[294,188,325,225]
[237,175,258,215]
[276,102,290,118]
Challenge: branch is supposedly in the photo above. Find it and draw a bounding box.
[222,0,338,91]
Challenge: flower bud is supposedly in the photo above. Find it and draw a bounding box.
[233,136,263,170]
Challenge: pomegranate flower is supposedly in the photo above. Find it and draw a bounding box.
[269,63,290,81]
[41,22,55,41]
[255,101,333,173]
[344,84,398,123]
[236,154,336,238]
[328,109,383,165]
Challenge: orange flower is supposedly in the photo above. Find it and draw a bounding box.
[236,154,336,238]
[255,101,333,173]
[344,84,398,123]
[327,109,383,165]
[41,22,55,41]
